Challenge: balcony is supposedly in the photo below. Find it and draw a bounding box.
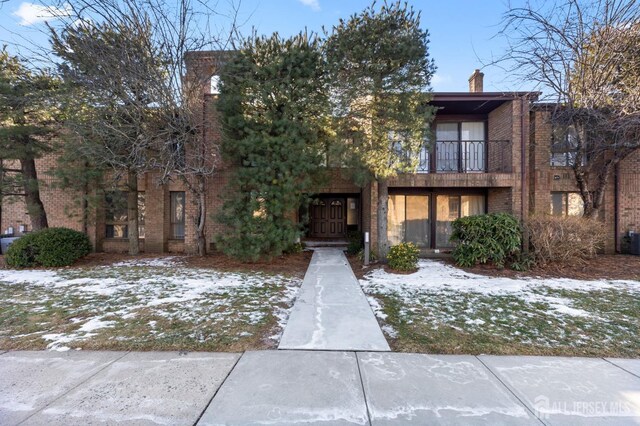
[414,140,512,174]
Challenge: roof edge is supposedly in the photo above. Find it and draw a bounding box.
[432,91,541,101]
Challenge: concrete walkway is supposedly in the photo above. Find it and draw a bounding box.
[279,248,390,351]
[2,350,640,425]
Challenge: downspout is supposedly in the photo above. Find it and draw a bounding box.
[0,159,3,233]
[614,163,619,253]
[520,97,529,254]
[360,187,364,233]
[83,161,89,236]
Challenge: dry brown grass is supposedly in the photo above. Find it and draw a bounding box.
[527,215,607,266]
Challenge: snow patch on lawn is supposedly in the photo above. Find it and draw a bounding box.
[0,258,302,350]
[0,270,61,285]
[111,257,183,268]
[42,317,117,350]
[362,260,640,296]
[361,259,639,320]
[360,259,640,347]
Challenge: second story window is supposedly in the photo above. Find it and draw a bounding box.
[210,75,220,95]
[551,125,579,167]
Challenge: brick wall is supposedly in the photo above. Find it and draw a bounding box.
[488,102,514,174]
[618,150,640,251]
[528,108,632,253]
[3,52,637,256]
[1,154,84,236]
[488,98,529,221]
[529,109,552,215]
[487,188,513,214]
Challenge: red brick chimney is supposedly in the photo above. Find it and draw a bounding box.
[468,69,484,93]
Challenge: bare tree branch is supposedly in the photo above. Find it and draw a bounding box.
[497,0,640,217]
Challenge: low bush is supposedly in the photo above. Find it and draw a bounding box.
[356,248,377,263]
[509,252,536,272]
[346,230,364,255]
[283,241,304,254]
[526,215,606,266]
[5,227,92,268]
[451,213,521,268]
[387,242,420,271]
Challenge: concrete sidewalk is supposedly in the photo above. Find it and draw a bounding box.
[279,248,389,351]
[2,350,640,425]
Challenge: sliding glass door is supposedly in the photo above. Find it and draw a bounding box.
[406,196,429,247]
[388,195,406,246]
[436,123,458,172]
[436,194,485,248]
[388,195,430,248]
[461,122,486,172]
[436,122,486,172]
[435,195,460,248]
[388,192,485,249]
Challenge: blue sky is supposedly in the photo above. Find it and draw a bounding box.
[0,0,528,92]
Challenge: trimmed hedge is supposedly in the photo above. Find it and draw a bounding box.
[5,227,92,267]
[387,242,420,271]
[450,213,521,268]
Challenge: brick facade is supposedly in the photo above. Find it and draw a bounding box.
[2,52,637,255]
[619,150,640,249]
[1,156,84,235]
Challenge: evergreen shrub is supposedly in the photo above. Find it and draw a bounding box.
[387,242,420,271]
[450,213,521,268]
[5,227,91,267]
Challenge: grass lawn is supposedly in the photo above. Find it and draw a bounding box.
[360,259,640,358]
[0,256,304,352]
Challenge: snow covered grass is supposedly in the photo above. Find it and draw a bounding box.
[0,257,301,351]
[361,259,640,357]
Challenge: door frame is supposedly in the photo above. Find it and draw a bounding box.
[306,193,360,238]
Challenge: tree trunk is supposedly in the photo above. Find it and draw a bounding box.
[377,179,389,259]
[195,175,207,256]
[20,157,48,231]
[573,165,594,217]
[575,158,614,219]
[0,160,4,234]
[585,160,613,219]
[127,170,140,255]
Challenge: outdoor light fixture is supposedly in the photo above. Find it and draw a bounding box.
[364,232,370,266]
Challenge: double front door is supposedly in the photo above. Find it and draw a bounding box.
[310,198,345,238]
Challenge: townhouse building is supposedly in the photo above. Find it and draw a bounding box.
[2,51,639,255]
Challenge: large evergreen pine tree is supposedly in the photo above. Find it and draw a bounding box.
[325,1,437,258]
[216,32,330,261]
[0,48,61,231]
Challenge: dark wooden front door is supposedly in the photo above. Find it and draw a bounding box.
[310,198,346,238]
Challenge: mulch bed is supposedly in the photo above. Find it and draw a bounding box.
[347,255,382,279]
[184,250,312,277]
[454,255,640,281]
[1,250,313,278]
[348,253,640,281]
